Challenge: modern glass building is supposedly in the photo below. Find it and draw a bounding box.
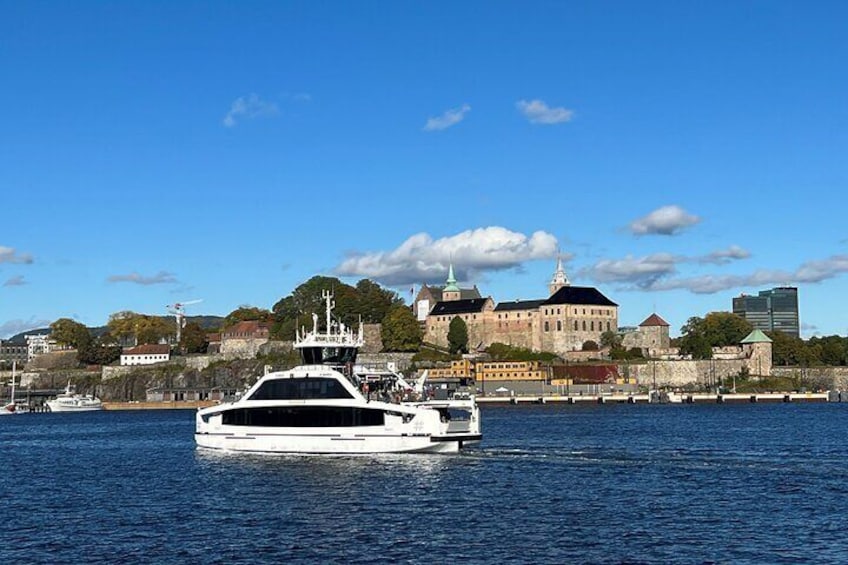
[732,287,799,338]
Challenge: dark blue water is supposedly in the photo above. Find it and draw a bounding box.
[2,404,847,564]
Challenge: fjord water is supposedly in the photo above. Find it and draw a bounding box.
[2,404,847,564]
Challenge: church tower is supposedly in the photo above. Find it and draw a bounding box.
[548,254,570,296]
[442,262,461,302]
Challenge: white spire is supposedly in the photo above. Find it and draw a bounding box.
[549,252,570,295]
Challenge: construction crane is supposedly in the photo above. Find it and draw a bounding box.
[166,299,203,344]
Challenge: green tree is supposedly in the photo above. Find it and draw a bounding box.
[107,311,174,345]
[582,340,599,351]
[78,341,122,366]
[50,318,92,349]
[678,312,753,359]
[380,306,422,352]
[354,279,404,323]
[224,306,273,328]
[180,321,209,354]
[600,330,622,349]
[447,317,469,355]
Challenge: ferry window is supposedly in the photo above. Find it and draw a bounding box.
[249,378,353,400]
[222,406,384,427]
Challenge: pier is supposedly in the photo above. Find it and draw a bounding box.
[477,392,831,404]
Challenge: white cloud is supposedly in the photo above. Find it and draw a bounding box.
[3,275,26,287]
[516,99,574,124]
[335,226,560,286]
[583,252,848,294]
[0,246,33,264]
[223,94,279,127]
[107,271,178,285]
[0,317,52,339]
[698,245,752,265]
[580,253,681,288]
[629,205,701,236]
[423,104,471,131]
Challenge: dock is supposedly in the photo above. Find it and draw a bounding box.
[477,392,831,404]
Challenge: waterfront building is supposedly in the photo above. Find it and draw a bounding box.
[733,286,799,338]
[120,344,171,366]
[0,337,28,366]
[423,259,619,355]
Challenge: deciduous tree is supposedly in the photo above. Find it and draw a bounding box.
[380,306,422,352]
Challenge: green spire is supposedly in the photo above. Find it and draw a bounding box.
[444,262,460,292]
[741,329,772,344]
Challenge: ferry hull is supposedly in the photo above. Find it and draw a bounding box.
[194,429,474,454]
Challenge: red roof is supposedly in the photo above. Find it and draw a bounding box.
[639,313,669,327]
[222,321,270,338]
[124,344,170,355]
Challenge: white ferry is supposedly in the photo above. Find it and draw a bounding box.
[195,291,481,454]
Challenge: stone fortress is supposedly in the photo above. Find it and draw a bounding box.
[420,257,619,354]
[418,258,775,389]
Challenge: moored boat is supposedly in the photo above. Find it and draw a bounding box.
[46,382,103,412]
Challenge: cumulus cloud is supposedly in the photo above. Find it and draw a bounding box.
[0,246,34,264]
[335,226,560,286]
[107,271,178,285]
[0,317,52,339]
[516,99,574,124]
[423,104,471,131]
[629,205,701,236]
[3,275,26,287]
[223,94,279,127]
[698,245,752,265]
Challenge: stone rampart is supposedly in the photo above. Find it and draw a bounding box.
[772,366,848,390]
[357,352,416,372]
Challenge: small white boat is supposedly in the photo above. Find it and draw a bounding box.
[46,382,103,413]
[195,290,481,454]
[1,362,24,416]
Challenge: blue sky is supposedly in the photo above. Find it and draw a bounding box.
[2,1,847,338]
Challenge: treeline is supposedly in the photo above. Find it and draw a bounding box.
[672,311,848,366]
[46,276,426,367]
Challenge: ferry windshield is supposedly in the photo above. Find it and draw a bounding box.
[299,346,358,365]
[249,378,353,400]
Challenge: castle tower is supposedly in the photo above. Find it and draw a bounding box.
[741,329,773,377]
[442,262,461,302]
[548,254,571,296]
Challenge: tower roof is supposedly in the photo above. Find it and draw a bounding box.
[639,313,669,327]
[444,262,460,292]
[543,286,617,307]
[741,329,772,344]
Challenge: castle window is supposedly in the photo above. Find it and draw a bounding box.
[591,321,594,331]
[557,308,561,315]
[582,321,586,331]
[607,322,611,331]
[557,320,562,331]
[544,321,550,332]
[574,321,578,331]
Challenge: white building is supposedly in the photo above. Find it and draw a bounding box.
[120,344,171,366]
